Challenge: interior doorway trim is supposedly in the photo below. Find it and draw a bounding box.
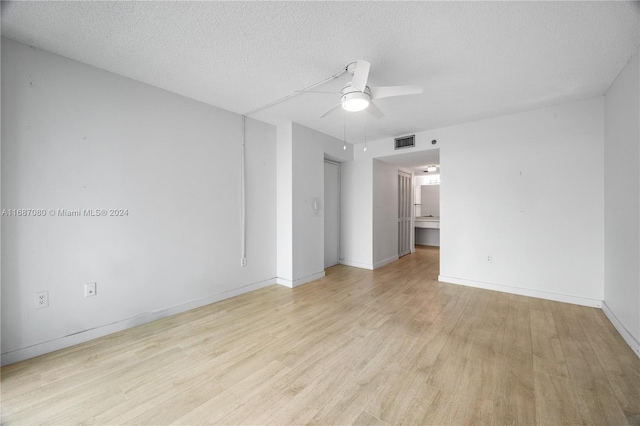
[324,160,341,268]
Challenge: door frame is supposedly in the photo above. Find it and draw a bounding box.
[324,160,341,267]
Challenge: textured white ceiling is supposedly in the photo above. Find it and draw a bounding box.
[2,1,639,142]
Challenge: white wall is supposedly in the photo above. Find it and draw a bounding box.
[346,98,604,306]
[439,98,604,306]
[0,36,3,357]
[276,124,294,283]
[604,49,640,357]
[1,38,278,364]
[372,159,399,268]
[345,155,417,269]
[340,148,374,269]
[276,122,352,286]
[292,123,325,284]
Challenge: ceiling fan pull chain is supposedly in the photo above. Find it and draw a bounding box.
[343,111,347,150]
[363,112,367,152]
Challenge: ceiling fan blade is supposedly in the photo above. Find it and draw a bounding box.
[351,60,371,93]
[370,85,423,100]
[320,103,343,118]
[294,90,339,94]
[366,102,385,119]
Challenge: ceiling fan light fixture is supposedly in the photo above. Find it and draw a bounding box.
[341,92,370,112]
[426,165,438,173]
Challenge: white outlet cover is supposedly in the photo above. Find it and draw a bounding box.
[85,282,97,297]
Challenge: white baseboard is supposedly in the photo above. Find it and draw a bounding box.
[437,275,602,308]
[373,255,399,270]
[276,271,325,288]
[339,259,374,270]
[602,301,640,359]
[0,277,277,366]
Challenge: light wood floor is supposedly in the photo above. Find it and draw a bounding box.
[2,246,640,425]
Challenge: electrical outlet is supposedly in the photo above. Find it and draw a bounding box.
[35,291,49,309]
[85,282,97,297]
[486,254,492,263]
[240,257,247,267]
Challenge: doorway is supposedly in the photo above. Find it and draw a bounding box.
[324,160,340,268]
[398,170,412,257]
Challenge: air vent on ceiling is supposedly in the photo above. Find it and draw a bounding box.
[394,135,415,150]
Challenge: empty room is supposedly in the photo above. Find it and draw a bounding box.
[1,1,639,425]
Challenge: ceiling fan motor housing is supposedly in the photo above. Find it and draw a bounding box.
[341,83,371,111]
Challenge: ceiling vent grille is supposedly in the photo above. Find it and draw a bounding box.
[394,135,415,150]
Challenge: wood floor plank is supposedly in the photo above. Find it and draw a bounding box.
[395,379,441,425]
[353,409,390,425]
[573,305,640,424]
[3,346,187,418]
[116,378,223,425]
[491,349,536,425]
[307,379,371,426]
[261,366,355,425]
[469,291,509,361]
[427,287,488,393]
[502,295,532,354]
[1,245,638,425]
[530,308,570,379]
[366,368,434,425]
[83,370,218,425]
[574,379,631,425]
[533,371,591,425]
[444,356,495,425]
[172,360,291,425]
[551,306,630,424]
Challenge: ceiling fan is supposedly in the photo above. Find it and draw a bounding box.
[298,60,423,119]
